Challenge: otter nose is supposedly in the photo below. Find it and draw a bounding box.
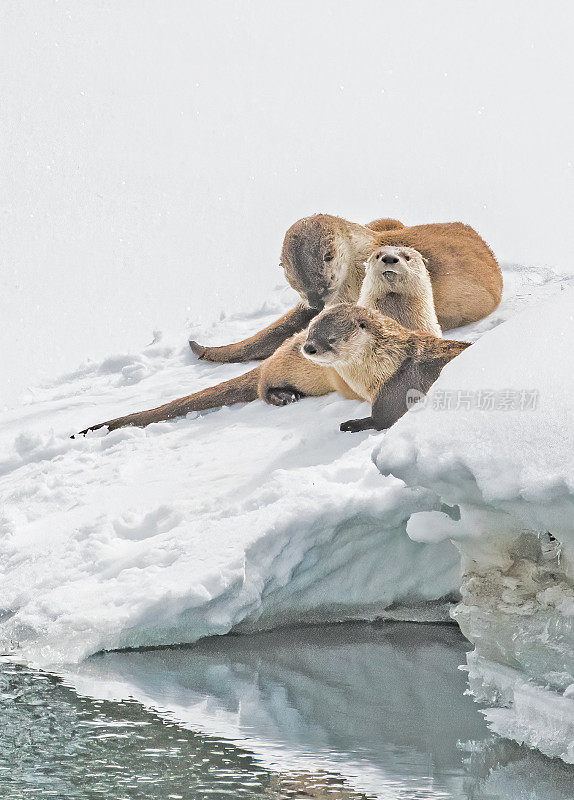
[303,342,317,356]
[381,254,399,265]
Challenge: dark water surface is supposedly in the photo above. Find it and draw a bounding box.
[1,623,572,799]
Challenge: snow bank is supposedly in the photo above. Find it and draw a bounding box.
[374,285,574,763]
[0,286,461,667]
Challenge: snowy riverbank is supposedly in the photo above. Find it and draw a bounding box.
[1,262,573,762]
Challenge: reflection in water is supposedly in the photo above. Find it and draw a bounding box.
[0,660,273,799]
[74,623,486,794]
[1,623,572,799]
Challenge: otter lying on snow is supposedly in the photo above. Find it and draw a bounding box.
[358,245,442,336]
[256,244,441,406]
[77,210,499,434]
[301,304,470,433]
[190,214,501,362]
[77,244,450,434]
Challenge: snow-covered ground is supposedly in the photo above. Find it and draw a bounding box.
[0,281,462,665]
[3,1,574,787]
[1,261,573,766]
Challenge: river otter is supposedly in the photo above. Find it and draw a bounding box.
[255,244,442,407]
[189,215,501,362]
[78,243,445,433]
[301,304,470,432]
[357,245,442,336]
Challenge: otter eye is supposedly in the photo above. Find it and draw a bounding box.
[323,252,334,262]
[404,254,410,261]
[358,322,366,329]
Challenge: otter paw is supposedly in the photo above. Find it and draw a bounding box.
[266,388,303,406]
[340,418,372,433]
[340,419,360,432]
[189,340,207,359]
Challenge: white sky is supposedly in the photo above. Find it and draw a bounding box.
[1,1,573,406]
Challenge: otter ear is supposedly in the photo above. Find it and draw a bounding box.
[422,256,429,267]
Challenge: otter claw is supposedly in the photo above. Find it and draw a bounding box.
[71,421,108,438]
[189,340,207,359]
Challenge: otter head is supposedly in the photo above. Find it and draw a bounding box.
[281,215,355,310]
[364,246,427,292]
[301,303,379,366]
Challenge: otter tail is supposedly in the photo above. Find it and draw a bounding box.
[365,218,405,232]
[76,366,261,435]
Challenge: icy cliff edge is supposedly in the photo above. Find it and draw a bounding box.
[374,287,574,763]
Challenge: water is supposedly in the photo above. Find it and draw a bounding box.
[1,623,572,799]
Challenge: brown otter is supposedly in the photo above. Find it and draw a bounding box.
[189,214,501,362]
[78,242,447,433]
[301,304,470,432]
[255,244,443,407]
[357,245,442,336]
[365,217,406,232]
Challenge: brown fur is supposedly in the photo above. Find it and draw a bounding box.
[77,369,261,434]
[365,217,405,232]
[192,215,501,362]
[374,222,501,331]
[358,245,441,336]
[256,242,448,408]
[301,304,470,431]
[257,330,361,408]
[190,304,315,363]
[303,305,467,404]
[77,215,495,434]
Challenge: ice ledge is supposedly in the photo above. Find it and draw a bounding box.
[467,653,574,764]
